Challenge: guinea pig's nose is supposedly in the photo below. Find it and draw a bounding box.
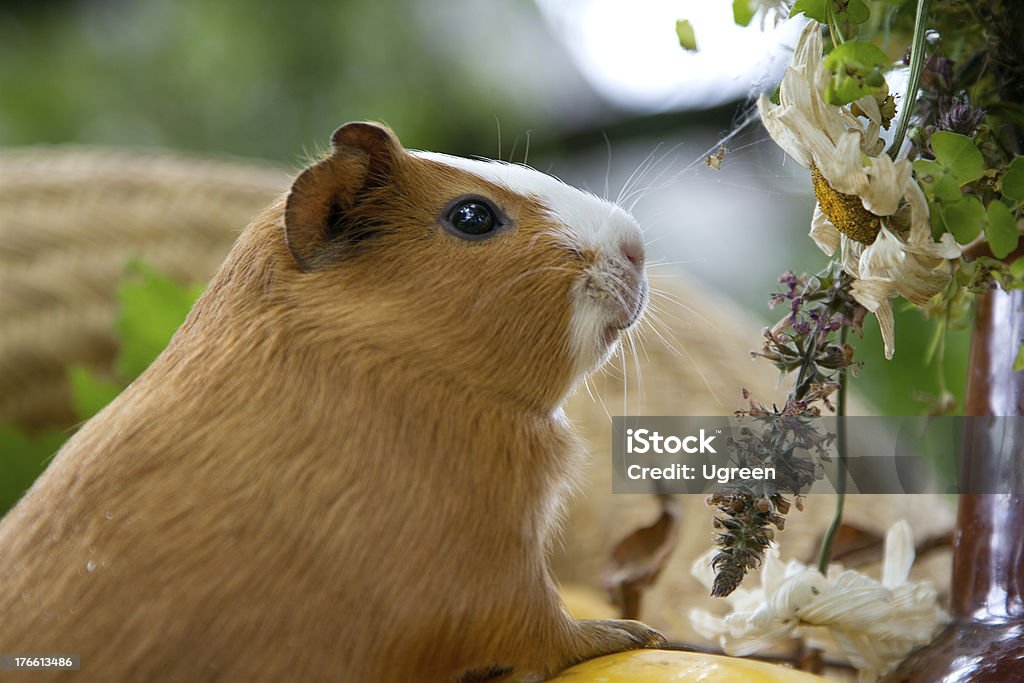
[620,238,645,269]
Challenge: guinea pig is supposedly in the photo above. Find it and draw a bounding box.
[0,122,663,682]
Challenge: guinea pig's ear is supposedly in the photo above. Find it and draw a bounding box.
[284,122,403,270]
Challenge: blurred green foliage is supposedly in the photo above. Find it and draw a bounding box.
[0,0,540,160]
[0,427,66,515]
[853,304,970,416]
[0,263,203,515]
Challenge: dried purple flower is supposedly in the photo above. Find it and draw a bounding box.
[935,93,986,136]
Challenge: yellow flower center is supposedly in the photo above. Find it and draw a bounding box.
[811,164,881,245]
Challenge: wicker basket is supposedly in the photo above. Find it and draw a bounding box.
[0,146,290,430]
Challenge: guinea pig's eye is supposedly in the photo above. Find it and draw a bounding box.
[443,198,501,239]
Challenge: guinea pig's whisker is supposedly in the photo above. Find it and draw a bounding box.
[602,131,613,202]
[621,156,681,212]
[615,143,663,207]
[645,301,689,331]
[641,308,723,406]
[632,323,653,364]
[582,375,597,402]
[640,232,673,248]
[648,285,721,332]
[645,301,705,341]
[644,298,701,331]
[625,329,645,412]
[620,140,682,204]
[618,342,629,417]
[617,143,686,213]
[587,373,614,425]
[508,134,521,167]
[493,115,502,161]
[600,359,625,380]
[646,257,708,269]
[640,313,686,362]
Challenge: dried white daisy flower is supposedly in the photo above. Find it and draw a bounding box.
[759,22,960,358]
[689,520,948,682]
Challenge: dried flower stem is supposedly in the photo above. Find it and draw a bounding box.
[817,324,848,575]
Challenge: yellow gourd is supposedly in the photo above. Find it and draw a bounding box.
[549,650,833,682]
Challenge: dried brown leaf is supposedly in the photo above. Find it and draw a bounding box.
[602,494,680,619]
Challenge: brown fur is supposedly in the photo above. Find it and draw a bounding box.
[0,123,661,681]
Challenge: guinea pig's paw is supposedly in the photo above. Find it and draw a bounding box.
[567,618,667,664]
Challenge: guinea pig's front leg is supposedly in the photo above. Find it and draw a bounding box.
[515,612,666,679]
[454,617,664,682]
[561,617,667,667]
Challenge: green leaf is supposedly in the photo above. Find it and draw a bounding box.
[823,40,890,106]
[955,258,976,286]
[840,0,870,24]
[824,40,890,72]
[0,426,66,515]
[790,0,828,22]
[115,261,203,379]
[1010,257,1024,280]
[675,19,697,51]
[930,131,984,185]
[68,365,123,421]
[940,195,985,244]
[1002,156,1024,201]
[733,0,755,25]
[1014,345,1024,372]
[914,159,963,202]
[986,200,1020,259]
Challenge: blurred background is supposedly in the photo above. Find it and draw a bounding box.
[0,0,969,512]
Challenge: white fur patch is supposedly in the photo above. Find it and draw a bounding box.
[414,151,645,380]
[413,151,639,252]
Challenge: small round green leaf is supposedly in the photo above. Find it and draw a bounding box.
[733,0,755,25]
[941,195,985,244]
[986,200,1020,259]
[675,19,697,51]
[914,159,963,202]
[789,0,828,22]
[823,40,890,72]
[822,41,890,106]
[930,131,984,185]
[840,0,870,24]
[1002,156,1024,201]
[1009,257,1024,281]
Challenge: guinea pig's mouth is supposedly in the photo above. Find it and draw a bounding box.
[603,286,648,343]
[616,288,648,330]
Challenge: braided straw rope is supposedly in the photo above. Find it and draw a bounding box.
[0,146,291,430]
